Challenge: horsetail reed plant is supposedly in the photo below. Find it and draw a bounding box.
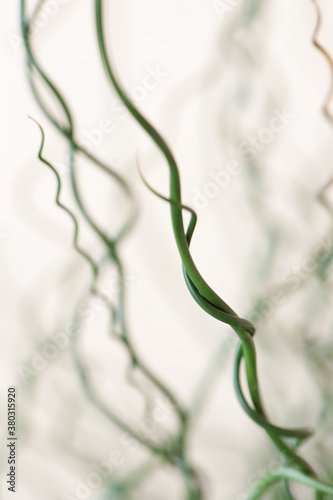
[19,0,333,498]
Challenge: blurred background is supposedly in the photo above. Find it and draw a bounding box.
[1,0,333,499]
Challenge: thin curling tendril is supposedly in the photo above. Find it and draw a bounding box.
[28,119,193,480]
[28,116,98,285]
[23,4,205,497]
[96,1,333,497]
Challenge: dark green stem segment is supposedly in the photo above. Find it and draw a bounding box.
[94,1,333,498]
[95,0,260,414]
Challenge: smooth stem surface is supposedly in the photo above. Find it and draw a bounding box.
[95,1,333,498]
[247,467,333,499]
